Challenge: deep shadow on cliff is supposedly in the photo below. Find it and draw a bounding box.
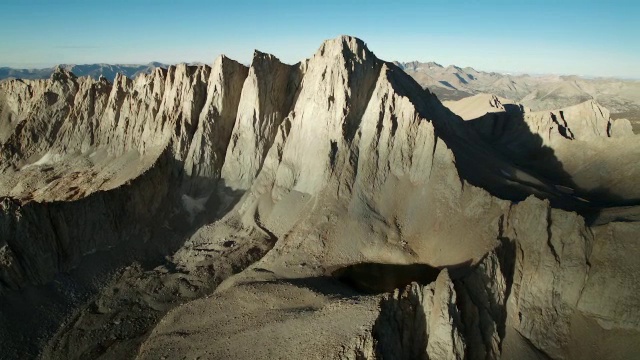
[1,36,637,359]
[424,91,639,223]
[0,154,247,359]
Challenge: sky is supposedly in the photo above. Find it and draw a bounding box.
[1,0,639,78]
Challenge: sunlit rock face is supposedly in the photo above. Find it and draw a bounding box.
[1,36,639,360]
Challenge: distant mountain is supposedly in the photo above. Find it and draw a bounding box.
[0,67,53,80]
[395,61,640,128]
[0,62,167,82]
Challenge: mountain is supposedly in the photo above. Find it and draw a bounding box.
[444,95,638,203]
[1,36,639,359]
[4,58,638,130]
[396,61,640,132]
[442,93,528,120]
[0,62,167,82]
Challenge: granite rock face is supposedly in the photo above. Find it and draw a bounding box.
[0,57,251,296]
[376,270,466,360]
[0,36,639,359]
[445,94,640,204]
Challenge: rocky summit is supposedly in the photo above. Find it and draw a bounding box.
[0,36,639,360]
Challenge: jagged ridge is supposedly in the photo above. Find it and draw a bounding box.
[0,36,638,360]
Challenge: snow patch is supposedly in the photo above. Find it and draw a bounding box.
[22,151,63,170]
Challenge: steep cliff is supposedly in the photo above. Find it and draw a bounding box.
[0,36,638,360]
[444,95,640,204]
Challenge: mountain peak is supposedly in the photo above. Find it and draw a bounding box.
[445,64,463,72]
[249,50,286,69]
[50,65,77,81]
[3,36,639,360]
[315,35,374,62]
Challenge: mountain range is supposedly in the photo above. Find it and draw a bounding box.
[3,59,639,133]
[395,61,640,131]
[0,62,166,83]
[0,36,639,359]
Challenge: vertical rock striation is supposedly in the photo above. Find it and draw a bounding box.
[0,36,638,360]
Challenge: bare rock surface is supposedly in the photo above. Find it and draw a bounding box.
[610,118,634,138]
[443,93,527,120]
[396,60,640,128]
[0,36,638,360]
[445,94,640,204]
[137,273,380,360]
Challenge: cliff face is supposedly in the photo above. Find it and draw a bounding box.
[221,51,301,189]
[0,153,170,292]
[0,57,251,297]
[1,36,639,359]
[445,94,640,204]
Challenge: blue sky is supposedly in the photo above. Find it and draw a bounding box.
[1,0,638,77]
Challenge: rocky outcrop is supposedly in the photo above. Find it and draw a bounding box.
[526,100,610,141]
[455,245,513,360]
[443,93,527,120]
[375,270,465,360]
[610,118,634,137]
[370,196,640,360]
[221,52,301,189]
[444,94,640,204]
[40,220,277,360]
[0,55,253,295]
[184,56,248,191]
[503,198,592,359]
[0,151,173,293]
[453,97,614,145]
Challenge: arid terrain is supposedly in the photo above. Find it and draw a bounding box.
[396,61,640,133]
[0,36,639,359]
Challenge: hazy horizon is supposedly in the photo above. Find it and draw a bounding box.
[3,57,640,82]
[1,0,638,78]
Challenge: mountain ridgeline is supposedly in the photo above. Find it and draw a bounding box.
[395,60,640,132]
[0,36,639,359]
[0,62,166,83]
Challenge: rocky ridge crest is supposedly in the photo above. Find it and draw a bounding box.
[0,36,638,359]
